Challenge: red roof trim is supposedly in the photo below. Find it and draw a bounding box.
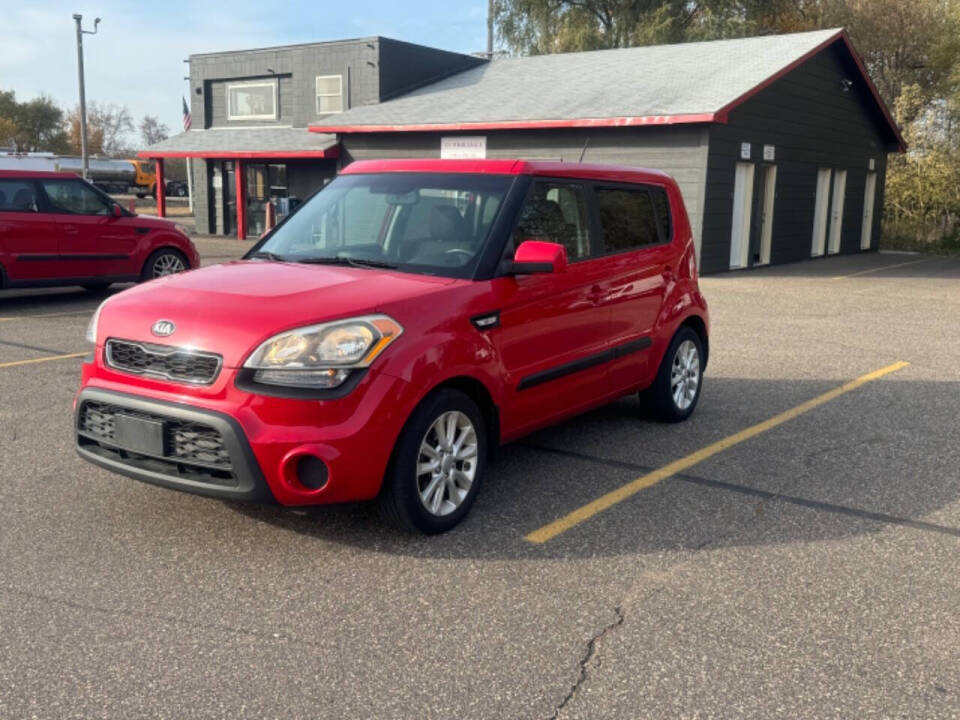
[308,113,719,134]
[714,29,905,153]
[136,148,339,159]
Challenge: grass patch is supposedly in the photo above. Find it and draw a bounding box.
[881,221,960,256]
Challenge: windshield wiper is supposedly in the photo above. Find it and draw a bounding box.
[295,256,399,270]
[249,251,288,262]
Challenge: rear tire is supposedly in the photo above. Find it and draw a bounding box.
[141,248,188,282]
[646,326,704,423]
[379,389,487,534]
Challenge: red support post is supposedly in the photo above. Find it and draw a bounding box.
[155,158,166,218]
[235,159,246,240]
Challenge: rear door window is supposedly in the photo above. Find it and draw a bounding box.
[0,180,39,212]
[594,186,663,253]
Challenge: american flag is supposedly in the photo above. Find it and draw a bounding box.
[182,97,192,131]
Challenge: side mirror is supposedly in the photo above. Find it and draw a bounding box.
[112,204,123,218]
[509,240,568,274]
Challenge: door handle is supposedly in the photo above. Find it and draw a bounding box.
[587,285,605,305]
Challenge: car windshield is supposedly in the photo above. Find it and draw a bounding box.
[254,172,514,278]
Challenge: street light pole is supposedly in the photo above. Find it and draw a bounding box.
[72,13,100,179]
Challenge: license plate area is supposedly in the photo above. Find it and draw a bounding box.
[114,414,165,457]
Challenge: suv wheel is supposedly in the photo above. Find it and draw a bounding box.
[141,249,188,281]
[379,389,487,534]
[647,327,704,423]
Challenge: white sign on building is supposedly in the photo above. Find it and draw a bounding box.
[441,136,487,159]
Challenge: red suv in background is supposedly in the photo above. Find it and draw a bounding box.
[0,170,198,291]
[75,159,709,533]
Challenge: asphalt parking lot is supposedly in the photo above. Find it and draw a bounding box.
[1,250,959,719]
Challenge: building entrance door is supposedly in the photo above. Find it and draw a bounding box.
[827,169,847,255]
[750,164,777,266]
[860,171,877,250]
[729,162,755,269]
[223,161,236,235]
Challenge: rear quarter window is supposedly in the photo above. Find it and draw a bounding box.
[0,180,38,212]
[650,187,672,241]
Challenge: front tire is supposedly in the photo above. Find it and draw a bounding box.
[646,327,704,423]
[379,389,487,534]
[141,248,188,282]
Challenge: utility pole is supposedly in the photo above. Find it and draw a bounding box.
[73,14,100,179]
[487,0,494,59]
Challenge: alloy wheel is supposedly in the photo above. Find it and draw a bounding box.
[670,339,700,410]
[416,410,478,517]
[153,253,186,278]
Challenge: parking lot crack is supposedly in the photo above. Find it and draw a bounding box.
[548,606,625,720]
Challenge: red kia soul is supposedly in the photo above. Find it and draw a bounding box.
[0,170,198,291]
[75,159,709,533]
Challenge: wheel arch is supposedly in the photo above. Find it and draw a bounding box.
[430,375,500,455]
[678,314,709,370]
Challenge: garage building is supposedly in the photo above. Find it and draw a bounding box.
[145,28,904,274]
[309,28,904,273]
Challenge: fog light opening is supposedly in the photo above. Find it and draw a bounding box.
[296,455,329,491]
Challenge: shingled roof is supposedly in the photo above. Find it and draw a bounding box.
[310,28,904,150]
[140,127,338,158]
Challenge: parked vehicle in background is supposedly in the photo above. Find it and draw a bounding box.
[0,169,198,291]
[0,153,159,197]
[164,180,188,197]
[75,159,709,534]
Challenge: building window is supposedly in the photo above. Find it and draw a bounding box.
[316,75,343,114]
[226,80,277,121]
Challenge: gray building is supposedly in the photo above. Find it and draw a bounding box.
[144,28,903,274]
[309,28,904,273]
[143,37,482,238]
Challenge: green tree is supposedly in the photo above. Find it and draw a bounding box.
[0,90,70,153]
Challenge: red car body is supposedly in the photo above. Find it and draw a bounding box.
[75,159,708,529]
[0,170,198,289]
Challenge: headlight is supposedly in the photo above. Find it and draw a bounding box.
[85,299,109,344]
[244,315,403,389]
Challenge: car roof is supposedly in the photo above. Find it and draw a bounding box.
[340,158,675,185]
[0,169,80,179]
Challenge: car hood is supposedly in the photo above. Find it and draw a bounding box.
[96,260,458,367]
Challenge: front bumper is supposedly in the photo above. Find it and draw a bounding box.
[75,363,416,506]
[76,387,275,502]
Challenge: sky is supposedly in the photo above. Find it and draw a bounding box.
[1,0,489,142]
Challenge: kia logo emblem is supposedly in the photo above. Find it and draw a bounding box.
[151,320,176,337]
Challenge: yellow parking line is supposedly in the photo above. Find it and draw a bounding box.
[525,361,910,544]
[831,257,931,280]
[0,352,88,369]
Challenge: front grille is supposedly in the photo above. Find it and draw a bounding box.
[105,339,221,385]
[77,400,236,486]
